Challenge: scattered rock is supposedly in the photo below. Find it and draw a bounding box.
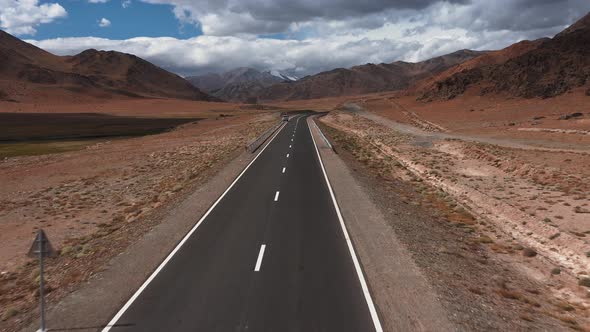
[523,248,537,257]
[578,277,590,288]
[558,112,583,120]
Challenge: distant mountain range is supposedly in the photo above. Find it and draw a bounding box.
[1,11,588,105]
[0,30,216,102]
[186,67,297,102]
[255,50,485,101]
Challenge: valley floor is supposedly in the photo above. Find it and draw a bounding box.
[1,93,589,331]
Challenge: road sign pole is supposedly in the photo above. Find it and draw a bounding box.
[38,232,46,332]
[28,229,55,332]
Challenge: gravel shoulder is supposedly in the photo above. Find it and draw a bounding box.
[308,116,455,332]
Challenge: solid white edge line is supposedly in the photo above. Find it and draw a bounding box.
[101,122,287,332]
[309,117,384,332]
[274,191,280,201]
[254,244,266,271]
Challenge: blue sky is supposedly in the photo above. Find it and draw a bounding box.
[34,0,202,39]
[4,0,589,76]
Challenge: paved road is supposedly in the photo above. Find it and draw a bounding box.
[103,115,380,332]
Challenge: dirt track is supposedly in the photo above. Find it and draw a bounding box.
[344,102,590,154]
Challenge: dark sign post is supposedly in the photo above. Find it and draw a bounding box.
[27,229,57,332]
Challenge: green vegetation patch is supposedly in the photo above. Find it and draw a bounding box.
[0,140,97,158]
[0,113,201,141]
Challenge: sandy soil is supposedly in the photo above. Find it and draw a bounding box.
[319,105,590,330]
[0,99,280,327]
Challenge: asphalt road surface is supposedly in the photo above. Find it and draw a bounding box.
[103,115,381,332]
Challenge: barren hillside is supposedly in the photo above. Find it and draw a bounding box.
[420,12,590,101]
[257,50,483,101]
[0,30,216,102]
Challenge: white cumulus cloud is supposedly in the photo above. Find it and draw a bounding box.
[0,0,67,35]
[22,21,558,78]
[98,17,111,27]
[22,0,590,77]
[138,0,589,37]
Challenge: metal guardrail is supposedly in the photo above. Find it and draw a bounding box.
[311,117,333,151]
[246,120,284,153]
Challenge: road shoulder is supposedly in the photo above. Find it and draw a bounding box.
[308,116,455,332]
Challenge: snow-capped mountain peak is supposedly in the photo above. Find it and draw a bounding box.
[270,70,299,82]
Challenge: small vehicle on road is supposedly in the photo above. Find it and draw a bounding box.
[282,115,289,122]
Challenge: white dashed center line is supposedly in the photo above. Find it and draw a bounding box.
[274,191,280,201]
[286,153,290,158]
[254,244,266,272]
[282,167,286,173]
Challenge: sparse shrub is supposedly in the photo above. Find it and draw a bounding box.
[475,235,494,244]
[555,301,575,312]
[468,287,484,295]
[497,288,522,300]
[1,307,19,321]
[60,245,75,256]
[523,248,537,257]
[551,268,561,275]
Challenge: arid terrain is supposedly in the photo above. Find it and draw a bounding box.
[0,98,279,329]
[1,9,589,332]
[310,88,590,330]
